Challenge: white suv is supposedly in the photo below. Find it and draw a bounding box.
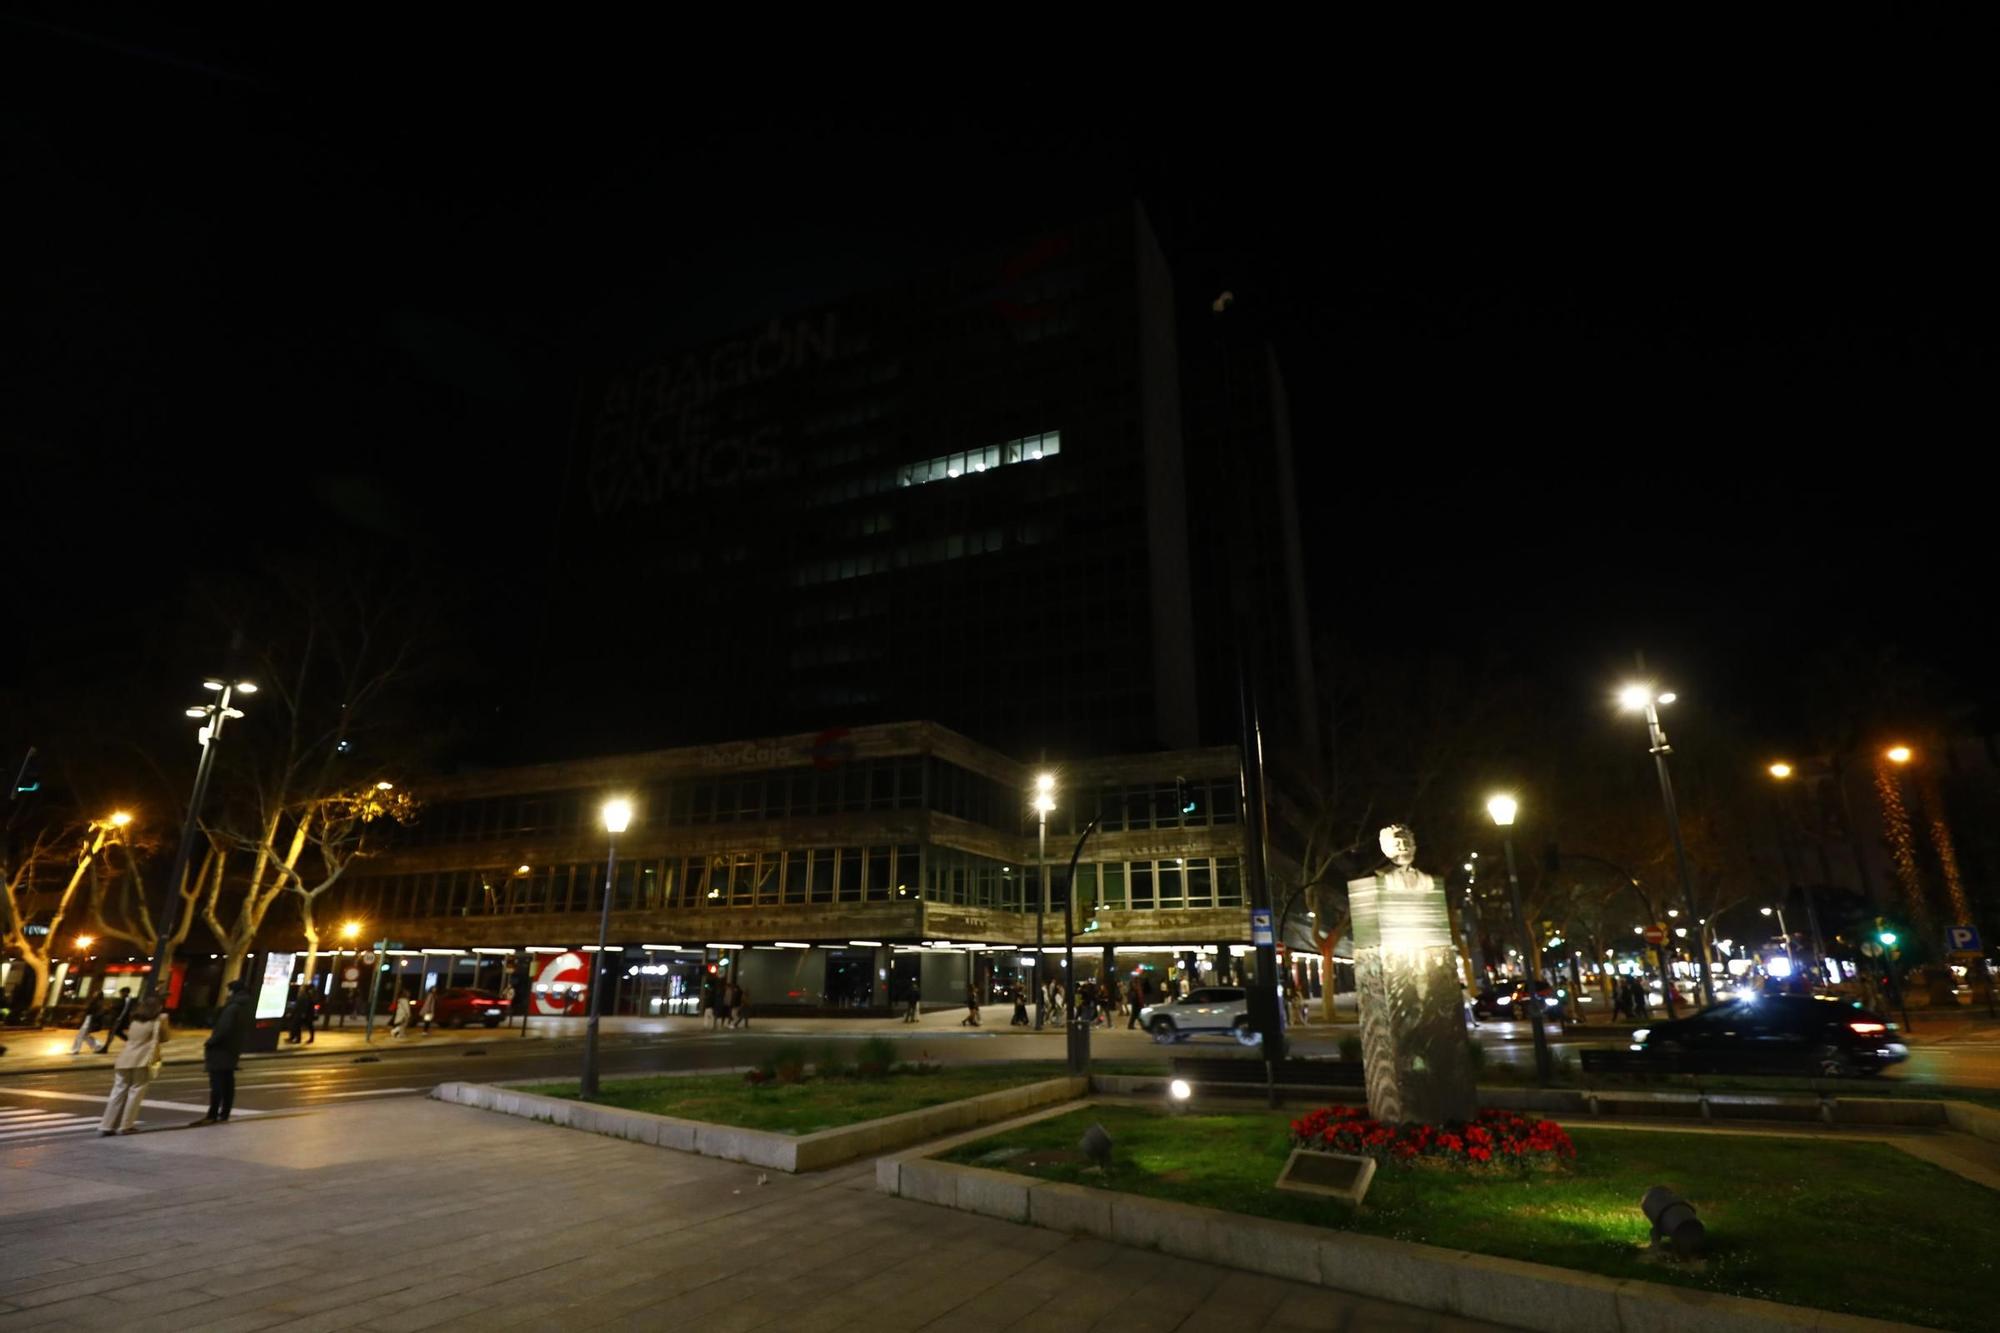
[1139,986,1254,1044]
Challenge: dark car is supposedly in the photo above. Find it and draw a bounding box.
[431,987,509,1028]
[1631,993,1908,1077]
[1472,982,1559,1020]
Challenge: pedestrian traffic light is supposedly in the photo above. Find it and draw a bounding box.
[1176,778,1198,817]
[1878,928,1898,949]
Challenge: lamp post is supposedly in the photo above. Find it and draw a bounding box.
[1764,762,1827,975]
[144,678,255,1001]
[580,796,633,1099]
[1618,684,1713,1004]
[1759,905,1794,980]
[337,920,361,1028]
[1032,773,1053,1031]
[1487,794,1553,1086]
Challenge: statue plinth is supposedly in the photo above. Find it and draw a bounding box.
[1347,861,1477,1126]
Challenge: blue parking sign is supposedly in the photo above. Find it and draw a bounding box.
[1250,909,1274,947]
[1948,925,1982,952]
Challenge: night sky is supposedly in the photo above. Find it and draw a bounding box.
[9,16,1996,767]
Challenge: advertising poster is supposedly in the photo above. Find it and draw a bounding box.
[256,951,297,1020]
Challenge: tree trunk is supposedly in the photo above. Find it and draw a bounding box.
[299,901,322,995]
[20,953,51,1017]
[1317,916,1349,1022]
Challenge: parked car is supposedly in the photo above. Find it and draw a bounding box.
[1631,994,1908,1076]
[1139,986,1253,1044]
[431,987,509,1029]
[1472,982,1559,1020]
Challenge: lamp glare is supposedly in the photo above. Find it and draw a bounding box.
[1486,794,1518,827]
[602,797,634,833]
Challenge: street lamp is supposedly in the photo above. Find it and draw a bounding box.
[1031,773,1055,1031]
[1760,905,1794,970]
[581,795,633,1099]
[1763,760,1828,971]
[1886,745,1912,765]
[1617,684,1713,1003]
[340,920,362,942]
[1487,793,1553,1085]
[145,678,254,1000]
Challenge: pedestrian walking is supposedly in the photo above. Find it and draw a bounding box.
[902,979,920,1023]
[105,988,137,1049]
[1102,977,1122,1025]
[420,987,437,1035]
[729,982,749,1030]
[195,980,252,1125]
[299,991,317,1044]
[391,993,413,1039]
[286,989,309,1044]
[99,996,168,1135]
[961,978,981,1027]
[71,994,108,1054]
[1463,983,1480,1029]
[1127,974,1148,1029]
[1010,980,1029,1026]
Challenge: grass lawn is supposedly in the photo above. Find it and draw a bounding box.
[942,1105,2000,1330]
[519,1064,1062,1135]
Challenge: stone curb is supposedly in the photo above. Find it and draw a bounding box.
[874,1111,1920,1332]
[431,1075,1086,1172]
[1941,1099,2000,1144]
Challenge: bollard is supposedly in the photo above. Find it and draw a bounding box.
[1640,1185,1706,1257]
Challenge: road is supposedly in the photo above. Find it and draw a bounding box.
[7,1011,1997,1149]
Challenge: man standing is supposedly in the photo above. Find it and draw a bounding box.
[420,987,437,1035]
[195,980,252,1125]
[71,994,108,1054]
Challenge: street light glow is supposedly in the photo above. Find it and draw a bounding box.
[1760,906,1773,916]
[203,680,224,691]
[109,810,132,827]
[1618,684,1652,711]
[235,681,257,694]
[1486,794,1518,827]
[1768,762,1793,779]
[340,920,362,941]
[375,780,395,791]
[601,798,633,833]
[1035,772,1055,793]
[1033,793,1055,814]
[76,935,95,950]
[1886,745,1912,764]
[1657,692,1676,704]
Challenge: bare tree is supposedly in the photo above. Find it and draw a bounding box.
[1,814,129,1013]
[85,829,213,972]
[198,575,427,988]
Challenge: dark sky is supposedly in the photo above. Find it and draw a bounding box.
[8,14,1997,763]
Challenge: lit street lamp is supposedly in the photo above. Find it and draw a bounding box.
[1487,794,1553,1085]
[1760,905,1794,973]
[580,796,633,1099]
[144,678,253,1000]
[1763,760,1828,970]
[1617,684,1714,1003]
[1032,773,1054,1031]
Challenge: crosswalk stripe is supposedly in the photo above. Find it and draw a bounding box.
[0,1110,81,1124]
[0,1121,98,1141]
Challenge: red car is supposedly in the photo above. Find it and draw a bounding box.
[431,987,510,1028]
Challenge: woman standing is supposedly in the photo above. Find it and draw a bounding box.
[419,987,438,1035]
[391,992,413,1039]
[99,997,168,1135]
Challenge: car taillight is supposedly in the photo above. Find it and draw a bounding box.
[1848,1021,1887,1035]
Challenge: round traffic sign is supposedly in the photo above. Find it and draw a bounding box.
[1642,925,1668,946]
[342,966,360,982]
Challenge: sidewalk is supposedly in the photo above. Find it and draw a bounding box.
[0,1096,1502,1331]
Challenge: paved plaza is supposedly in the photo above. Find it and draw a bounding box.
[0,1097,1504,1332]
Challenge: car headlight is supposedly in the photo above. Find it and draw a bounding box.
[1631,1028,1651,1044]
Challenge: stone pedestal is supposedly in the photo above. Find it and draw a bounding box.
[1347,867,1477,1126]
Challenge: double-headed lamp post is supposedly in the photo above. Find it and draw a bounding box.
[1618,684,1713,1004]
[144,678,255,1001]
[580,796,633,1099]
[1760,905,1793,973]
[1487,794,1553,1086]
[1032,773,1054,1031]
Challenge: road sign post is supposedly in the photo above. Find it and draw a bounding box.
[1948,927,1995,1017]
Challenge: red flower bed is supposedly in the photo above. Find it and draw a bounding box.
[1289,1105,1575,1170]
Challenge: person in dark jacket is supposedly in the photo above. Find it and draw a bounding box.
[195,980,253,1125]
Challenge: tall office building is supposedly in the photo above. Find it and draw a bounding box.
[554,203,1310,762]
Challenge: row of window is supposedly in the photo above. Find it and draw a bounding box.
[390,761,1240,852]
[393,757,937,847]
[337,847,1247,921]
[792,526,1013,586]
[801,430,1059,508]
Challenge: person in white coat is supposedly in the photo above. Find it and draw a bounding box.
[391,993,413,1038]
[99,997,168,1135]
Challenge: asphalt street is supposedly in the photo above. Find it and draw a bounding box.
[5,1012,1997,1151]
